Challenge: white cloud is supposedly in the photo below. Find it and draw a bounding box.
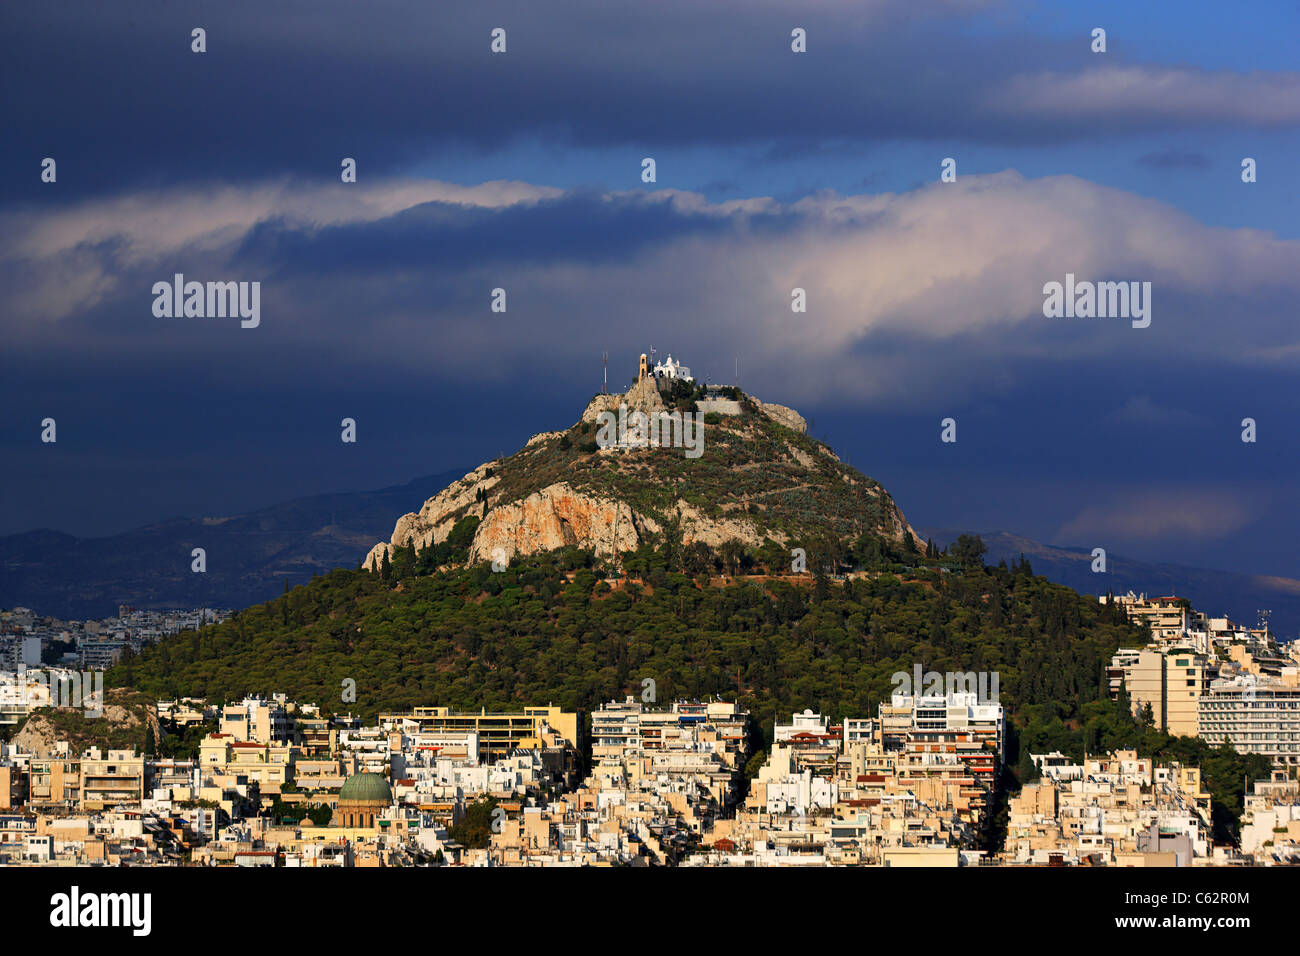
[6,172,1300,405]
[4,178,561,264]
[991,66,1300,126]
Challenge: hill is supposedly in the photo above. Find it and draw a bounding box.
[363,381,919,574]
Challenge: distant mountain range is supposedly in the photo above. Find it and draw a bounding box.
[0,471,464,619]
[921,528,1300,641]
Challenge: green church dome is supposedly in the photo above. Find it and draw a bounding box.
[338,772,392,803]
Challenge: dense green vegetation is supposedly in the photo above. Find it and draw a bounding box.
[116,541,1127,727]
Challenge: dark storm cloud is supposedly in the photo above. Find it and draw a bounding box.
[4,0,1299,202]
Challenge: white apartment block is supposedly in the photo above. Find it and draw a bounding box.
[1198,675,1300,766]
[219,694,293,743]
[881,691,1004,761]
[775,709,831,742]
[1239,770,1300,864]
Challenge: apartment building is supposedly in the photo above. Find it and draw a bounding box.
[1108,646,1213,736]
[0,815,36,859]
[219,695,294,743]
[1099,593,1193,641]
[881,691,1004,766]
[294,716,337,756]
[1198,674,1300,766]
[593,699,744,762]
[202,736,298,796]
[149,759,198,803]
[27,755,79,809]
[1239,770,1300,864]
[775,709,834,743]
[80,749,146,811]
[378,705,580,762]
[0,763,27,811]
[156,697,214,728]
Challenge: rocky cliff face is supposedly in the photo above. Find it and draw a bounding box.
[468,483,653,564]
[364,463,498,571]
[364,380,919,570]
[752,398,807,434]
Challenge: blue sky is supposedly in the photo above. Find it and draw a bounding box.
[2,0,1299,585]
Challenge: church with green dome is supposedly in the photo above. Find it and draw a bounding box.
[334,772,392,829]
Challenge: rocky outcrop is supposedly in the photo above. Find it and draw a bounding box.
[753,398,807,434]
[364,463,498,569]
[11,690,161,758]
[672,500,772,548]
[580,394,612,425]
[526,430,567,448]
[466,486,772,565]
[468,483,657,564]
[581,376,667,426]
